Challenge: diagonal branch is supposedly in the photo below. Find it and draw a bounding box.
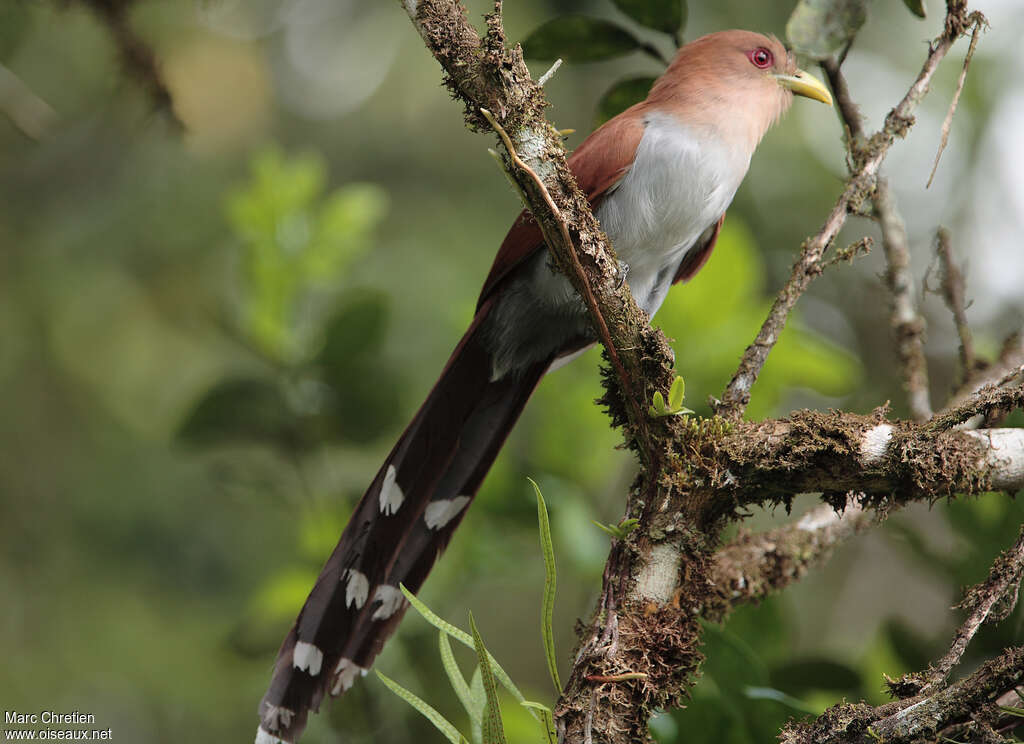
[781,646,1024,744]
[703,499,873,622]
[918,526,1024,694]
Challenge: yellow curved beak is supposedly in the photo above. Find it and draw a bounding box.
[774,69,833,105]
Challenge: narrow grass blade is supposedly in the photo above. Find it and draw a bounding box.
[375,670,466,744]
[521,700,556,744]
[440,630,482,730]
[400,584,535,716]
[470,666,485,744]
[469,613,507,744]
[529,478,561,693]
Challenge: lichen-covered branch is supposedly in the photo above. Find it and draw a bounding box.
[918,526,1024,694]
[703,499,873,622]
[781,646,1024,744]
[717,1,982,421]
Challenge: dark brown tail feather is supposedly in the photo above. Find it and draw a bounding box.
[257,299,549,743]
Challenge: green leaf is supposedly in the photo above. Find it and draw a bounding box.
[521,703,557,744]
[521,16,640,62]
[611,0,686,36]
[470,667,486,744]
[902,0,926,18]
[668,376,685,411]
[769,658,861,693]
[177,377,300,448]
[318,290,390,368]
[530,479,562,694]
[650,390,667,417]
[591,518,639,540]
[400,585,535,716]
[596,76,656,124]
[469,613,507,744]
[785,0,870,60]
[649,381,693,418]
[440,631,483,731]
[376,670,467,744]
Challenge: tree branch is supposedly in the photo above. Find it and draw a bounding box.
[703,498,873,622]
[781,646,1024,744]
[917,526,1024,694]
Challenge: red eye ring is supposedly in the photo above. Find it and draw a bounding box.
[749,47,773,69]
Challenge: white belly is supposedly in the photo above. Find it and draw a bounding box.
[596,112,749,315]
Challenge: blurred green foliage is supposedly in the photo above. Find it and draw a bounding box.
[1,0,1021,743]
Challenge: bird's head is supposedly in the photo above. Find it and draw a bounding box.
[649,30,833,152]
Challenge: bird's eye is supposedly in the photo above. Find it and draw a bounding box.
[749,48,773,69]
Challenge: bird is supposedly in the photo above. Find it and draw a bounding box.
[256,29,832,743]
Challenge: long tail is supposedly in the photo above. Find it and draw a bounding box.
[257,298,549,743]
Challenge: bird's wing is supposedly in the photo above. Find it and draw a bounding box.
[671,214,724,285]
[477,107,647,308]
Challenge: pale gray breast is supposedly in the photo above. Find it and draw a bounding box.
[596,112,749,315]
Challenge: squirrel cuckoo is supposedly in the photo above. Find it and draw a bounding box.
[257,30,832,743]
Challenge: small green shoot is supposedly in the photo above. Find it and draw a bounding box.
[375,669,469,744]
[649,376,693,417]
[592,517,640,540]
[529,478,562,694]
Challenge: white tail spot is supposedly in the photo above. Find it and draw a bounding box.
[371,584,408,620]
[292,641,324,676]
[260,703,295,732]
[255,726,287,744]
[424,496,471,530]
[331,657,366,696]
[379,464,405,515]
[342,568,370,609]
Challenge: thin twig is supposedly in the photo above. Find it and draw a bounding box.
[934,226,977,377]
[585,672,648,683]
[717,7,977,420]
[78,0,184,130]
[538,59,563,87]
[826,59,933,420]
[876,176,932,420]
[479,107,646,432]
[921,526,1024,693]
[822,57,864,143]
[927,18,984,188]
